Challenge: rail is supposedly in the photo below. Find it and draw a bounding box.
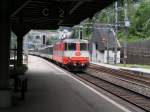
[87,63,150,97]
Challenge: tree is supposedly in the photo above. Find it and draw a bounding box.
[81,0,150,42]
[134,0,150,38]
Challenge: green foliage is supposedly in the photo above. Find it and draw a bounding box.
[82,19,93,37]
[133,0,150,37]
[117,0,150,42]
[46,37,59,45]
[81,0,150,42]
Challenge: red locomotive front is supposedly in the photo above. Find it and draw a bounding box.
[53,39,90,71]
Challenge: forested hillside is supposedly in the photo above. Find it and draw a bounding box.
[82,0,150,42]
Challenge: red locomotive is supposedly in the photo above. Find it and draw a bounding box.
[33,38,90,71]
[53,39,90,71]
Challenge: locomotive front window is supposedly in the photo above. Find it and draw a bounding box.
[65,43,76,51]
[80,43,88,51]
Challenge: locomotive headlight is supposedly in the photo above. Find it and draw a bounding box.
[68,57,71,62]
[75,52,81,56]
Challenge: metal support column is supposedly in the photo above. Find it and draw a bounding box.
[17,36,23,66]
[114,1,118,64]
[0,0,11,108]
[107,31,109,64]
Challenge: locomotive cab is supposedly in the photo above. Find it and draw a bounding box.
[52,39,90,71]
[63,39,90,71]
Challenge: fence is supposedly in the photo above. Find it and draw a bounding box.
[121,40,150,65]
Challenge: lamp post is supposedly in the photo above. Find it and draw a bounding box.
[124,0,130,66]
[114,1,118,64]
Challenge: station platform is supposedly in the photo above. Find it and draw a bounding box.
[0,55,132,112]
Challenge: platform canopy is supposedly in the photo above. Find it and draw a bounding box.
[11,0,117,35]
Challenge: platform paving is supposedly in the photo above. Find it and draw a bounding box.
[0,56,130,112]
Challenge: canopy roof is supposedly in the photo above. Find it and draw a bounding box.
[11,0,117,36]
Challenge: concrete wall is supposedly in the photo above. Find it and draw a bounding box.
[104,50,120,64]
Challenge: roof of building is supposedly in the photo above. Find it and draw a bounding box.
[90,24,121,51]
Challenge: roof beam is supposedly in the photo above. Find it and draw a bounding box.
[11,0,31,17]
[69,1,84,15]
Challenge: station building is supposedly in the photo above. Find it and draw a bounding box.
[89,24,121,64]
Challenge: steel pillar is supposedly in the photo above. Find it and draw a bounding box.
[0,0,11,108]
[17,36,23,66]
[12,24,30,67]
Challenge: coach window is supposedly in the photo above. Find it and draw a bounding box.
[80,43,88,51]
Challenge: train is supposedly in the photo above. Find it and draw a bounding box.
[31,39,90,71]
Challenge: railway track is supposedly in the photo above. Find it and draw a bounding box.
[43,57,150,111]
[76,72,150,112]
[87,64,150,97]
[89,64,150,83]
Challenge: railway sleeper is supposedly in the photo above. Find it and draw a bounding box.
[86,69,150,97]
